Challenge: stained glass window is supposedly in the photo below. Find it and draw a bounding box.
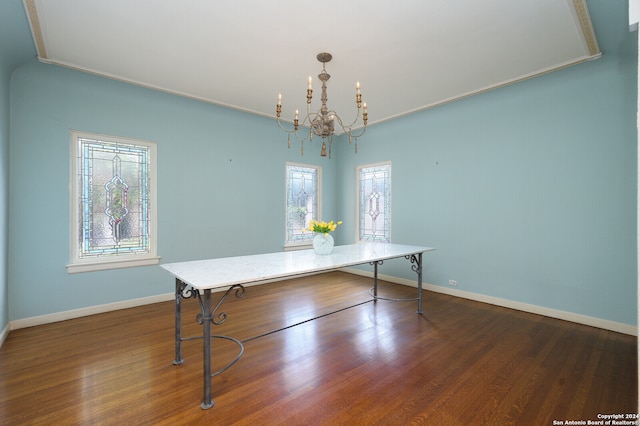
[358,162,391,242]
[285,163,321,246]
[69,132,158,273]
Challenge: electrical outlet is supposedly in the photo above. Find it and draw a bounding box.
[448,280,457,286]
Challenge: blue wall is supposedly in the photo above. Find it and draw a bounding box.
[337,0,637,325]
[8,61,338,320]
[4,0,638,327]
[1,0,38,333]
[0,38,11,334]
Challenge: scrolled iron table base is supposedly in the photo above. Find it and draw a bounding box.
[163,243,434,409]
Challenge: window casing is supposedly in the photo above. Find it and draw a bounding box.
[285,162,321,248]
[68,132,159,273]
[357,162,391,242]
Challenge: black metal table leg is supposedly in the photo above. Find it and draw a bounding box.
[173,278,184,365]
[414,253,423,314]
[403,253,424,314]
[201,289,214,409]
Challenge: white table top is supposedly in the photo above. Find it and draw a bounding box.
[161,242,434,290]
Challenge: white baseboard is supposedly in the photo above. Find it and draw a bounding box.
[9,293,175,330]
[0,323,9,347]
[7,273,317,332]
[341,267,639,336]
[7,269,638,337]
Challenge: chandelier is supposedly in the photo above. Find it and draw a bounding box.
[276,52,368,158]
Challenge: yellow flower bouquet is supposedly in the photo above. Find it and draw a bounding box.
[307,219,342,235]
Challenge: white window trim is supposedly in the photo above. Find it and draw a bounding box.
[356,161,392,243]
[284,161,322,250]
[67,131,159,273]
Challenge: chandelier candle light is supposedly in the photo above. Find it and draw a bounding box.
[276,53,368,158]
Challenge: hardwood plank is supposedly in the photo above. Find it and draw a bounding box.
[0,271,636,425]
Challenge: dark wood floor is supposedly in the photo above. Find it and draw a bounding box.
[0,272,637,425]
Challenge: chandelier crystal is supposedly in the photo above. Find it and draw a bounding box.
[276,52,368,158]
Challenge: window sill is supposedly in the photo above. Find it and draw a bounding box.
[283,243,312,252]
[67,256,161,274]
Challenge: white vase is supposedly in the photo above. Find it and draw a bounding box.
[313,233,334,255]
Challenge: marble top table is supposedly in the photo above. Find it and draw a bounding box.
[161,242,433,290]
[161,242,434,409]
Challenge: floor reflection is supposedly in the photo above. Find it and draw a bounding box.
[354,306,398,360]
[281,320,319,392]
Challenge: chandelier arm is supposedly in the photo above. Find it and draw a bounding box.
[347,125,367,139]
[307,99,314,117]
[333,118,367,140]
[328,108,362,133]
[278,109,322,135]
[276,117,296,134]
[330,115,366,140]
[303,112,321,133]
[277,116,317,146]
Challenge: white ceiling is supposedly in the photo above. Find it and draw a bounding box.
[23,0,601,129]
